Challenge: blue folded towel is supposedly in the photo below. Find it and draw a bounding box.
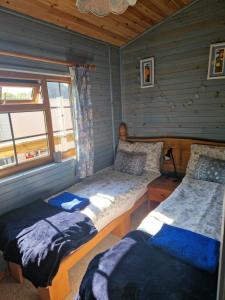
[149,224,220,273]
[47,192,90,212]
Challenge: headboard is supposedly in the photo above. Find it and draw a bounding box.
[119,123,225,175]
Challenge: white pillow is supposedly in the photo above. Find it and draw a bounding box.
[186,144,225,176]
[118,140,163,173]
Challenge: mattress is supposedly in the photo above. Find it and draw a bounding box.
[65,167,160,231]
[139,176,225,241]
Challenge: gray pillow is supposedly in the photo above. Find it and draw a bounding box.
[193,155,225,184]
[114,150,146,176]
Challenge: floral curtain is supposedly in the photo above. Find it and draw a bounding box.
[70,66,94,178]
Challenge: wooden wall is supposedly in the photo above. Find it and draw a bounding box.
[0,8,121,214]
[121,0,225,141]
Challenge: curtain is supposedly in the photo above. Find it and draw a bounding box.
[70,66,94,178]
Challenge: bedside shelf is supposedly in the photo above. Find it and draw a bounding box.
[148,176,182,211]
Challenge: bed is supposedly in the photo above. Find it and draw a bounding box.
[0,139,162,300]
[75,131,225,300]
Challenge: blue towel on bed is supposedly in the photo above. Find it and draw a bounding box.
[47,192,90,212]
[149,224,220,273]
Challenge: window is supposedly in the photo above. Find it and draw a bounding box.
[0,72,75,178]
[47,82,76,158]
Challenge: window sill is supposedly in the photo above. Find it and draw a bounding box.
[0,157,76,185]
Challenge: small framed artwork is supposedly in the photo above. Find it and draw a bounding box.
[207,42,225,79]
[140,57,154,88]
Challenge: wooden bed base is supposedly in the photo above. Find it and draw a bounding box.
[8,192,148,300]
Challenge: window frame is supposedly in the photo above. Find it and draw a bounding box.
[0,70,72,179]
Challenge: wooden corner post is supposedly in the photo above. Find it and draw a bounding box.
[119,122,128,140]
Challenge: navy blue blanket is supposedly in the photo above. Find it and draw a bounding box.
[0,201,97,287]
[150,224,220,273]
[76,230,217,300]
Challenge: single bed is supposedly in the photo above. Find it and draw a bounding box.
[75,130,225,300]
[0,139,162,300]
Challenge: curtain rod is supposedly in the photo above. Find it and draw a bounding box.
[0,50,96,71]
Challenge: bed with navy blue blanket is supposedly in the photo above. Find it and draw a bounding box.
[0,199,97,287]
[76,230,218,300]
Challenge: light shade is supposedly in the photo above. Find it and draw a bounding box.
[76,0,138,17]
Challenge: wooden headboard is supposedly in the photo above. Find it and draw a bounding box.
[119,123,225,175]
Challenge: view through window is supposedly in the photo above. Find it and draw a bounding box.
[0,73,75,178]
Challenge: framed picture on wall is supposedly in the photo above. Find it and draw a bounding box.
[140,57,154,88]
[208,42,225,79]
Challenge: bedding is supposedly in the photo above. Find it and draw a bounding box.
[47,192,90,212]
[62,167,160,231]
[186,144,225,176]
[0,201,97,287]
[139,176,224,240]
[0,167,160,288]
[76,230,218,300]
[114,150,146,176]
[76,175,224,300]
[193,155,225,184]
[118,140,163,173]
[149,224,220,273]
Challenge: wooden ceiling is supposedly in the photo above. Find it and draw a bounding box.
[0,0,193,46]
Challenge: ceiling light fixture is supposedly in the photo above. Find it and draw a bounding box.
[76,0,138,17]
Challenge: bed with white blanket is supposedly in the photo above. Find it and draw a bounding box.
[76,143,225,300]
[55,167,160,232]
[139,176,224,241]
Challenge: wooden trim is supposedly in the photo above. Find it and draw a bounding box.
[8,262,24,284]
[0,104,46,113]
[9,192,148,300]
[41,79,55,157]
[0,156,52,179]
[0,50,96,71]
[0,70,71,83]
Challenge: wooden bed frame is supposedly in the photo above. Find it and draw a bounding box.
[8,122,225,300]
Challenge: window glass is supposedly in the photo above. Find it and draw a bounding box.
[0,113,12,141]
[16,135,49,164]
[53,130,75,155]
[0,83,42,104]
[50,108,63,132]
[64,107,73,130]
[11,111,47,139]
[48,82,71,107]
[60,83,70,106]
[48,81,75,156]
[1,86,33,101]
[0,141,16,169]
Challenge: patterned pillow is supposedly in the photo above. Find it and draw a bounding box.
[193,155,225,184]
[114,150,146,176]
[118,140,163,173]
[186,144,225,176]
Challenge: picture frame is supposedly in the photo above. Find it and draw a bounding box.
[140,57,154,88]
[207,42,225,80]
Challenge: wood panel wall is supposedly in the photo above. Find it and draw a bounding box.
[121,0,225,141]
[0,9,121,214]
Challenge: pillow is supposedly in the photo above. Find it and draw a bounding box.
[186,144,225,176]
[118,140,163,173]
[193,155,225,184]
[114,150,146,176]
